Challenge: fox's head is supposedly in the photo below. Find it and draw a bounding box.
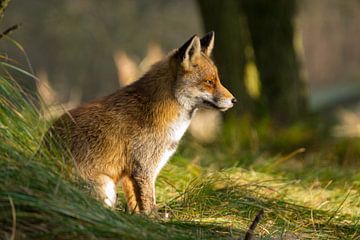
[173,32,236,112]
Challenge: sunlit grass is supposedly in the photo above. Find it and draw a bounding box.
[157,160,360,239]
[1,72,360,239]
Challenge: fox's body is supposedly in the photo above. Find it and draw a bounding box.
[46,32,235,213]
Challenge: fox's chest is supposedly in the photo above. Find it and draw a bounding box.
[168,113,192,143]
[154,113,192,178]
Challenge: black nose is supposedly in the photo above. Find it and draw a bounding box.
[231,98,237,104]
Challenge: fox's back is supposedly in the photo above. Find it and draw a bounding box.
[48,60,184,179]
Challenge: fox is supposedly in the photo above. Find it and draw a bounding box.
[44,32,236,214]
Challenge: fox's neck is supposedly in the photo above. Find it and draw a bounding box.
[129,57,193,127]
[137,59,176,101]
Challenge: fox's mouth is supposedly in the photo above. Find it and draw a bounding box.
[202,99,228,111]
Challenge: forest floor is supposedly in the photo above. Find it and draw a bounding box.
[1,76,360,239]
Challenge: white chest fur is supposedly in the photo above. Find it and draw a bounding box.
[154,111,191,179]
[169,112,192,142]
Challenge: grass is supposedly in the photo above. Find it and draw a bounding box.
[1,71,360,239]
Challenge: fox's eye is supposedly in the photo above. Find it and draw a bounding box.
[205,80,213,85]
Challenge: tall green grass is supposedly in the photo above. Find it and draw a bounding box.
[0,74,210,239]
[1,68,360,239]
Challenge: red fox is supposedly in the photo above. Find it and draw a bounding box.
[45,32,236,214]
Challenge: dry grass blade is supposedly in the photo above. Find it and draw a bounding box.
[8,196,16,240]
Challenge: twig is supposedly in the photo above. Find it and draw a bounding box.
[243,209,264,240]
[0,24,20,40]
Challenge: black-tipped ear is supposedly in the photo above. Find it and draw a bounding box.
[176,35,201,69]
[177,35,200,60]
[178,35,196,60]
[200,31,215,56]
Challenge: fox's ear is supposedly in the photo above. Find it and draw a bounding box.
[177,35,201,69]
[200,31,215,56]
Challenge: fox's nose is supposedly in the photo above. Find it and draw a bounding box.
[231,98,237,104]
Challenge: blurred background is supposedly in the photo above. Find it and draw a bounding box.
[1,0,360,154]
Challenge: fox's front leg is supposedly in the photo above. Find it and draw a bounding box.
[132,171,156,214]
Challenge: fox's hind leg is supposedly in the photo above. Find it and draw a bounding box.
[121,174,140,213]
[94,174,117,208]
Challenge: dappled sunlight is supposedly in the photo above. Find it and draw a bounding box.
[244,61,261,99]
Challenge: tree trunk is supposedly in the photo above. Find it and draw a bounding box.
[242,0,308,124]
[197,0,253,115]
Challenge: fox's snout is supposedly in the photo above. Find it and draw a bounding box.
[200,81,236,111]
[211,83,236,111]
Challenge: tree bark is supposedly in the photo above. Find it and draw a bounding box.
[242,0,308,123]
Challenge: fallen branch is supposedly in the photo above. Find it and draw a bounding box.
[243,209,264,240]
